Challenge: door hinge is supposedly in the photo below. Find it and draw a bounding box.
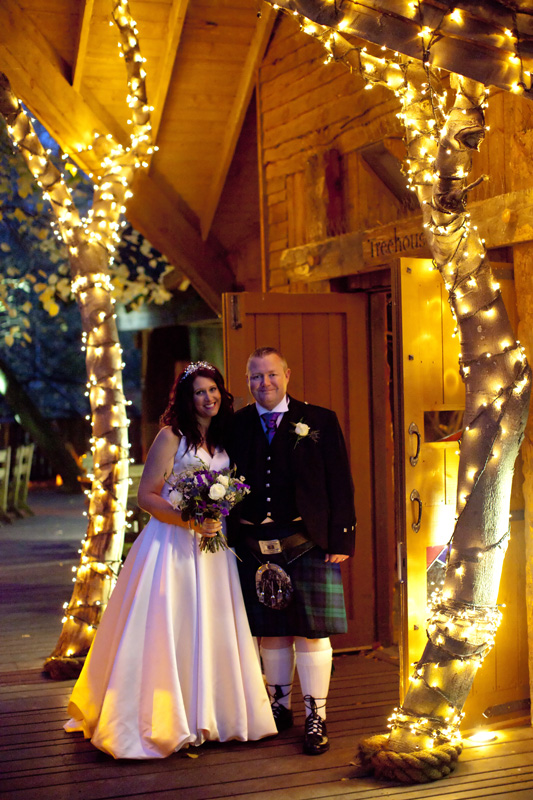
[397,540,406,584]
[230,294,242,330]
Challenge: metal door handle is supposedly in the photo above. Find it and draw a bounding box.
[408,422,421,466]
[410,489,422,532]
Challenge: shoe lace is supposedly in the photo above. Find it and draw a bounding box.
[267,683,291,713]
[303,694,326,735]
[305,713,323,736]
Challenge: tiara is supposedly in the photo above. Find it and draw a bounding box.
[180,361,216,381]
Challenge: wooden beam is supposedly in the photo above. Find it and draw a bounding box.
[513,241,533,733]
[127,172,235,314]
[0,0,118,164]
[72,0,95,92]
[360,141,418,211]
[280,229,367,283]
[116,287,216,332]
[279,186,533,282]
[150,0,190,143]
[0,0,234,314]
[0,1,70,83]
[271,0,533,98]
[200,5,277,241]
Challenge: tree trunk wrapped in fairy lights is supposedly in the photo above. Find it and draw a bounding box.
[0,0,155,679]
[263,1,532,782]
[384,73,531,772]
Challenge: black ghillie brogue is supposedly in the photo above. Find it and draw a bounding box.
[272,703,294,732]
[267,683,294,732]
[303,695,329,755]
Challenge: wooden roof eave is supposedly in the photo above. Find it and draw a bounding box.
[72,0,95,93]
[199,5,277,241]
[127,172,234,315]
[0,0,234,315]
[150,0,191,144]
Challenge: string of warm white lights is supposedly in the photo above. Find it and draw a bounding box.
[0,0,157,676]
[385,587,506,743]
[267,0,533,94]
[388,626,495,743]
[264,0,532,758]
[394,76,529,752]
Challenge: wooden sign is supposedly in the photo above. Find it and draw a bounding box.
[279,187,533,284]
[365,225,429,265]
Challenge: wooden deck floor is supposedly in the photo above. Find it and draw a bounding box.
[1,490,533,800]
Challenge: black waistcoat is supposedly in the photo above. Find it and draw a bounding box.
[238,418,299,524]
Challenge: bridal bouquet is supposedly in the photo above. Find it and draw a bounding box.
[165,462,250,553]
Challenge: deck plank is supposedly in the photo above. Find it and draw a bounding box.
[1,489,533,799]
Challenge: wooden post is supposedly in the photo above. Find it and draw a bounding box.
[0,447,12,523]
[8,443,34,516]
[511,240,533,724]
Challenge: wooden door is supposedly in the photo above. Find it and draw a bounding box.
[223,291,375,649]
[394,257,529,730]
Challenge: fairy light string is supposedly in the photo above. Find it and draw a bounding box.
[261,2,533,759]
[0,0,157,672]
[396,73,529,749]
[0,4,172,670]
[268,0,533,94]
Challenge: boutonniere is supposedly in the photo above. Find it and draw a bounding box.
[290,419,320,448]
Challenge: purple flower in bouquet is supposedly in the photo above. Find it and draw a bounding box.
[165,461,250,553]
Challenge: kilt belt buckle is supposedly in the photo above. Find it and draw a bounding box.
[259,539,282,555]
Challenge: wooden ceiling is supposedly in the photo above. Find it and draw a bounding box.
[3,0,533,316]
[0,0,276,313]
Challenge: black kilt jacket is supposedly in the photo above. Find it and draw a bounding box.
[226,396,356,556]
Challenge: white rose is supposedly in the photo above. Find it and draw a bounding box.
[209,483,226,500]
[168,489,183,508]
[295,422,310,436]
[217,474,230,487]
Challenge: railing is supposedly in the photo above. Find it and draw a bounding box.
[0,443,35,523]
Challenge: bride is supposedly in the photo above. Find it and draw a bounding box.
[64,361,276,758]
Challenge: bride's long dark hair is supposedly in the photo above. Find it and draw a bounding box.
[160,362,234,453]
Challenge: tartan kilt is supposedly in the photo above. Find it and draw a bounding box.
[235,524,347,638]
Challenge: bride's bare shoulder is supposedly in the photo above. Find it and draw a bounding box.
[157,426,181,444]
[140,427,182,486]
[146,426,181,461]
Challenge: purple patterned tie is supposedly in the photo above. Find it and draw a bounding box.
[263,412,281,443]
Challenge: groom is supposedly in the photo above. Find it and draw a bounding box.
[227,346,356,755]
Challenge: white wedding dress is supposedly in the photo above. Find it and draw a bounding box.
[64,438,276,758]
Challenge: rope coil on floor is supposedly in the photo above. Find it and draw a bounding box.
[351,734,463,784]
[43,655,86,680]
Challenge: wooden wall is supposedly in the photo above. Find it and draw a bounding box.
[470,90,533,201]
[211,95,263,292]
[253,15,533,292]
[257,16,410,290]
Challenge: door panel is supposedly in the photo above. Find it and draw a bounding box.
[223,291,374,649]
[394,257,528,729]
[394,257,455,688]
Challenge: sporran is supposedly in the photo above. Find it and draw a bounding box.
[255,562,293,610]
